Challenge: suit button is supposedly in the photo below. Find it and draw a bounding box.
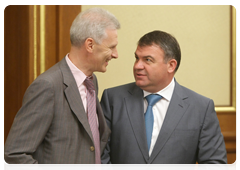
[90,146,95,152]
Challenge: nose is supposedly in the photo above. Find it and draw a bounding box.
[134,60,144,70]
[111,48,118,59]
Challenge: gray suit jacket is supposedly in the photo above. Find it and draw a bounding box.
[100,80,227,164]
[4,57,111,164]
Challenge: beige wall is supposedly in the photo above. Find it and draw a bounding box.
[82,5,231,106]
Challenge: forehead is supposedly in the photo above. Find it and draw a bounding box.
[103,29,118,42]
[135,44,164,57]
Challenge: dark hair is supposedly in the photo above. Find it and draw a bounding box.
[138,30,181,72]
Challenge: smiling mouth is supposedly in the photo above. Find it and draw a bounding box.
[105,59,111,66]
[106,58,111,62]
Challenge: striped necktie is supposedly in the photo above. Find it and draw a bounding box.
[84,76,101,164]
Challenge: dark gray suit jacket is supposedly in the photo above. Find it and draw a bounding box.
[5,57,111,164]
[100,80,227,164]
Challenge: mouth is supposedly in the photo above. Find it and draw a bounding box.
[135,72,146,77]
[105,58,111,65]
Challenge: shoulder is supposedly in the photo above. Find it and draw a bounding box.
[176,81,212,106]
[34,61,64,85]
[26,61,64,94]
[105,82,136,93]
[101,82,137,103]
[102,82,137,99]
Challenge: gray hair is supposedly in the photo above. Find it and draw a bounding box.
[70,7,120,47]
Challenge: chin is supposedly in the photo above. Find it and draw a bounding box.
[135,81,145,88]
[99,67,107,73]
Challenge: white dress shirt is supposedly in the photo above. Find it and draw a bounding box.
[143,78,175,156]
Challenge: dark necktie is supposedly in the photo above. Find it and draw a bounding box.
[145,94,162,150]
[84,76,101,164]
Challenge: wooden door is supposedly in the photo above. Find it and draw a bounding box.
[4,5,81,142]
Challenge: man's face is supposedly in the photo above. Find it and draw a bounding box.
[134,44,171,93]
[92,29,118,72]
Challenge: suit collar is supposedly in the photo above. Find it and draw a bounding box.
[59,57,109,154]
[125,83,149,162]
[59,57,94,142]
[65,54,87,89]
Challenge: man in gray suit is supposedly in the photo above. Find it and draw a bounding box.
[100,30,227,164]
[5,7,120,164]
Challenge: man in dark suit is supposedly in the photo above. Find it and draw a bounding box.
[100,30,227,164]
[4,7,120,164]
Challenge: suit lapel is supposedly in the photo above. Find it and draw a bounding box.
[125,84,149,162]
[59,58,93,142]
[149,81,189,163]
[96,97,111,154]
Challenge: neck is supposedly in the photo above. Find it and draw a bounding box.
[68,46,93,76]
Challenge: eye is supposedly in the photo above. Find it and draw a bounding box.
[146,58,152,62]
[110,45,117,50]
[135,55,139,60]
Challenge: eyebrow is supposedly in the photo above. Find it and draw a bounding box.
[111,41,118,47]
[135,53,155,60]
[143,56,154,60]
[110,44,117,48]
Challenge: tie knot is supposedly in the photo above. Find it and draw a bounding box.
[145,94,162,106]
[84,76,95,91]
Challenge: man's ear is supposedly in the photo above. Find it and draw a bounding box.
[167,59,177,73]
[85,38,94,53]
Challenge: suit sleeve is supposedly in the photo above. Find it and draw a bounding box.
[4,78,54,164]
[100,89,112,164]
[197,99,227,164]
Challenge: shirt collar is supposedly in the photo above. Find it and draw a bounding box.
[143,78,175,102]
[65,54,87,88]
